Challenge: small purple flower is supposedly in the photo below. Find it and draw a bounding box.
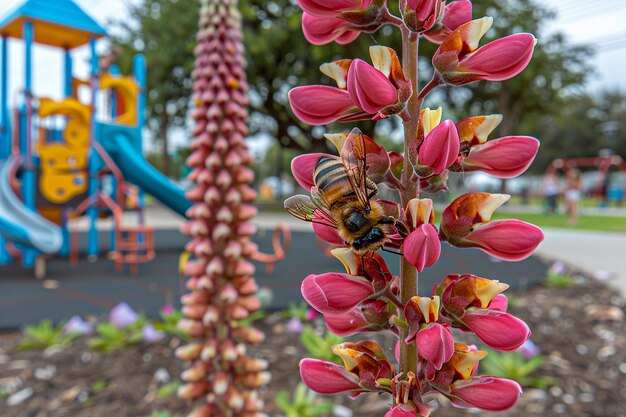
[142,323,166,343]
[64,315,93,335]
[286,317,304,333]
[518,339,540,359]
[549,261,567,276]
[109,302,139,329]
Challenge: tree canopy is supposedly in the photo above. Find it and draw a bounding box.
[112,0,619,175]
[112,0,199,175]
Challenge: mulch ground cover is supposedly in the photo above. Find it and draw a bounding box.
[1,273,625,417]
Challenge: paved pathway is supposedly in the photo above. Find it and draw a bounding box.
[101,206,626,296]
[1,205,623,329]
[535,228,626,295]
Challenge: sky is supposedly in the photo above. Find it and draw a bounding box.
[0,0,625,152]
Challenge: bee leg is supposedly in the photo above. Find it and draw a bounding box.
[359,254,366,273]
[394,220,410,238]
[379,217,395,225]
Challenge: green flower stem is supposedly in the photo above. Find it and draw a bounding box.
[399,23,420,380]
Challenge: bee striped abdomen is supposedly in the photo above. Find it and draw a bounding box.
[314,157,353,207]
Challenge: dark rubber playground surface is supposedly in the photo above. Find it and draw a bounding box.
[0,229,548,329]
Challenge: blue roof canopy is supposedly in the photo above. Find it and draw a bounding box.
[0,0,108,49]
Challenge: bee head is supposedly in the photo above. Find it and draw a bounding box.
[343,207,369,233]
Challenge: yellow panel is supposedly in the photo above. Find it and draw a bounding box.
[37,97,91,204]
[99,73,139,126]
[38,97,90,148]
[39,170,87,204]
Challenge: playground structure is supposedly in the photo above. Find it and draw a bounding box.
[0,0,192,274]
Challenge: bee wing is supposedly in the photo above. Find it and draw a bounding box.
[284,194,337,228]
[340,128,370,209]
[310,187,329,210]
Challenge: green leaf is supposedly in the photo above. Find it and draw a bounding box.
[275,391,292,412]
[310,403,335,415]
[157,381,181,398]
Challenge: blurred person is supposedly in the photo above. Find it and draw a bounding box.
[543,172,559,213]
[564,169,582,226]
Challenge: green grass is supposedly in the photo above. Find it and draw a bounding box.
[491,212,626,232]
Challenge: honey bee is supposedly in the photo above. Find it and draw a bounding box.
[285,129,407,255]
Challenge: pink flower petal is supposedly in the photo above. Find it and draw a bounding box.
[289,85,357,125]
[301,273,374,314]
[403,224,441,272]
[487,294,508,312]
[335,30,361,45]
[450,376,522,411]
[299,358,361,394]
[463,136,539,178]
[291,153,334,190]
[416,323,455,370]
[407,0,438,20]
[467,219,544,261]
[442,0,472,32]
[462,308,530,351]
[385,404,418,417]
[347,59,398,114]
[419,119,460,175]
[324,307,369,336]
[313,222,344,245]
[301,13,359,46]
[298,0,363,17]
[460,33,536,82]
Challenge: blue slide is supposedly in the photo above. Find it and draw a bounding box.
[104,132,191,217]
[0,155,62,253]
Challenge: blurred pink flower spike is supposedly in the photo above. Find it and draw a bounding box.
[440,192,544,261]
[301,13,361,46]
[348,59,399,115]
[403,224,441,272]
[299,358,362,394]
[64,315,93,335]
[416,322,455,370]
[289,85,362,125]
[433,17,536,86]
[424,0,472,43]
[449,376,522,412]
[417,119,460,176]
[462,308,531,351]
[109,302,139,329]
[462,136,540,178]
[291,153,335,189]
[404,0,444,33]
[297,0,370,18]
[301,272,375,314]
[142,323,166,343]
